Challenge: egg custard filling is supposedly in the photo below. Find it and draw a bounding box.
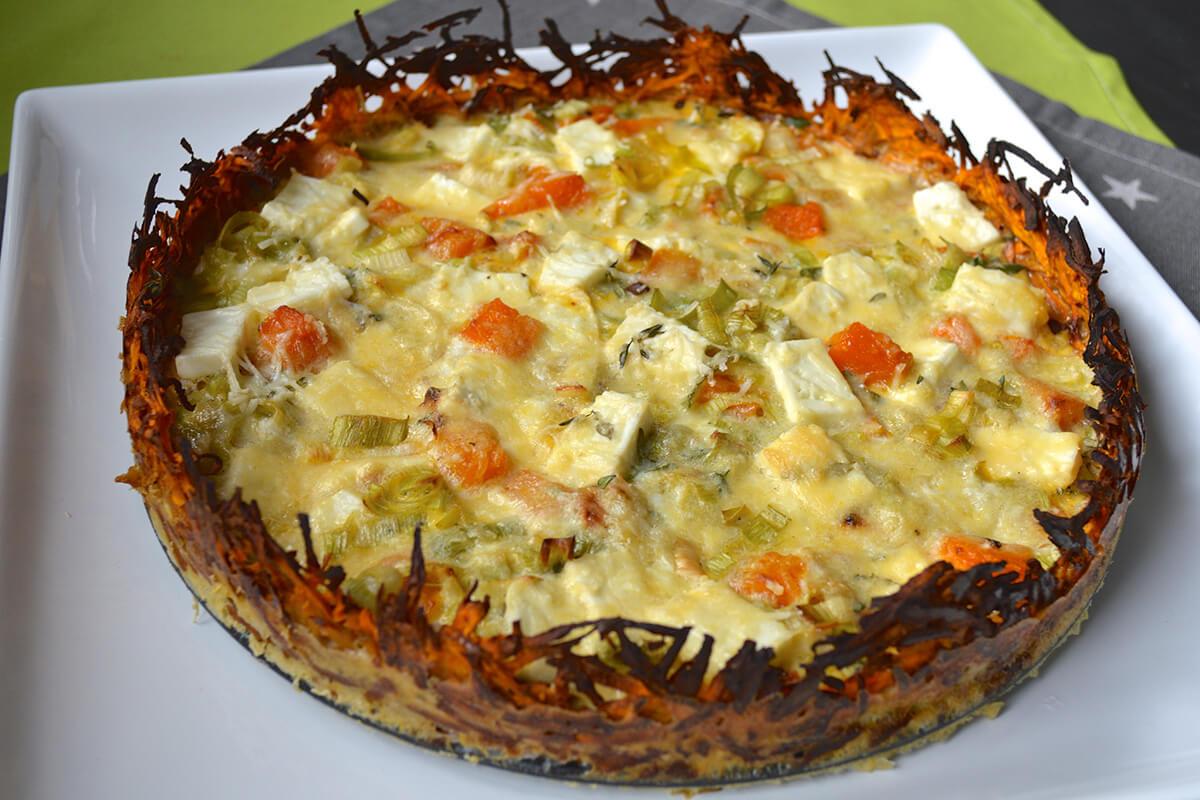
[171,99,1099,672]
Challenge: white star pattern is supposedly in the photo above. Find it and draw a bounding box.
[1100,175,1159,211]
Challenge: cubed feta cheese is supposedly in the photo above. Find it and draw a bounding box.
[605,305,712,406]
[913,181,1001,251]
[813,150,907,202]
[309,489,363,534]
[941,264,1048,339]
[405,172,492,217]
[260,172,355,241]
[537,231,619,292]
[762,339,863,427]
[757,423,848,480]
[781,281,846,339]
[429,121,500,161]
[683,116,764,175]
[821,251,888,300]
[545,391,649,487]
[423,263,531,325]
[312,206,369,253]
[888,337,964,408]
[245,256,352,313]
[909,337,964,382]
[973,426,1082,491]
[554,119,621,171]
[175,306,251,380]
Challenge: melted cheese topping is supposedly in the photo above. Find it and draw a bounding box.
[173,100,1100,671]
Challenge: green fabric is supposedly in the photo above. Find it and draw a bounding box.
[786,0,1172,146]
[1,0,392,175]
[0,0,1172,176]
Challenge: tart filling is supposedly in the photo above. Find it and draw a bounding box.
[172,100,1098,672]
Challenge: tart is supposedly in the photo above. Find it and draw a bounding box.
[119,5,1143,785]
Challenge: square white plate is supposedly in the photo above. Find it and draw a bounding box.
[2,23,1198,800]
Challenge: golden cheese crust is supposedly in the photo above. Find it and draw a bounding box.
[119,5,1143,785]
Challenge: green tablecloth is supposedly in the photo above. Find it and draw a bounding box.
[0,0,1171,176]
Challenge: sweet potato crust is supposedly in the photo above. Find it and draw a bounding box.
[119,2,1143,785]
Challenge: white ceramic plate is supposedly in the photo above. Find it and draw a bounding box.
[2,23,1198,800]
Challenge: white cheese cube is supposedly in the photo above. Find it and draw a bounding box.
[246,256,352,313]
[554,119,621,171]
[813,150,907,202]
[941,264,1048,339]
[913,181,1002,251]
[762,339,863,427]
[503,115,551,145]
[429,121,500,161]
[821,251,888,300]
[260,172,355,241]
[889,337,965,409]
[545,391,649,487]
[910,337,964,382]
[405,172,492,218]
[537,231,619,292]
[309,489,363,533]
[682,116,764,175]
[757,423,848,480]
[312,206,369,253]
[605,305,712,406]
[175,306,251,380]
[973,426,1082,491]
[422,263,532,325]
[781,281,846,339]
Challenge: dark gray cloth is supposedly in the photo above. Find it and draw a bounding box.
[4,0,1197,319]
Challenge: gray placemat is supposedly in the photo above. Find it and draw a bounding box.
[4,0,1197,319]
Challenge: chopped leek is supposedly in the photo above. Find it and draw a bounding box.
[975,377,1021,409]
[694,299,729,346]
[363,467,450,519]
[356,141,438,162]
[931,265,959,292]
[910,389,977,457]
[330,414,409,449]
[760,181,796,207]
[341,564,407,612]
[708,280,739,314]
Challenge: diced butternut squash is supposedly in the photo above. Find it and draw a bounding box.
[256,305,331,373]
[827,322,913,388]
[459,298,544,359]
[729,552,808,608]
[763,201,825,241]
[936,534,1033,579]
